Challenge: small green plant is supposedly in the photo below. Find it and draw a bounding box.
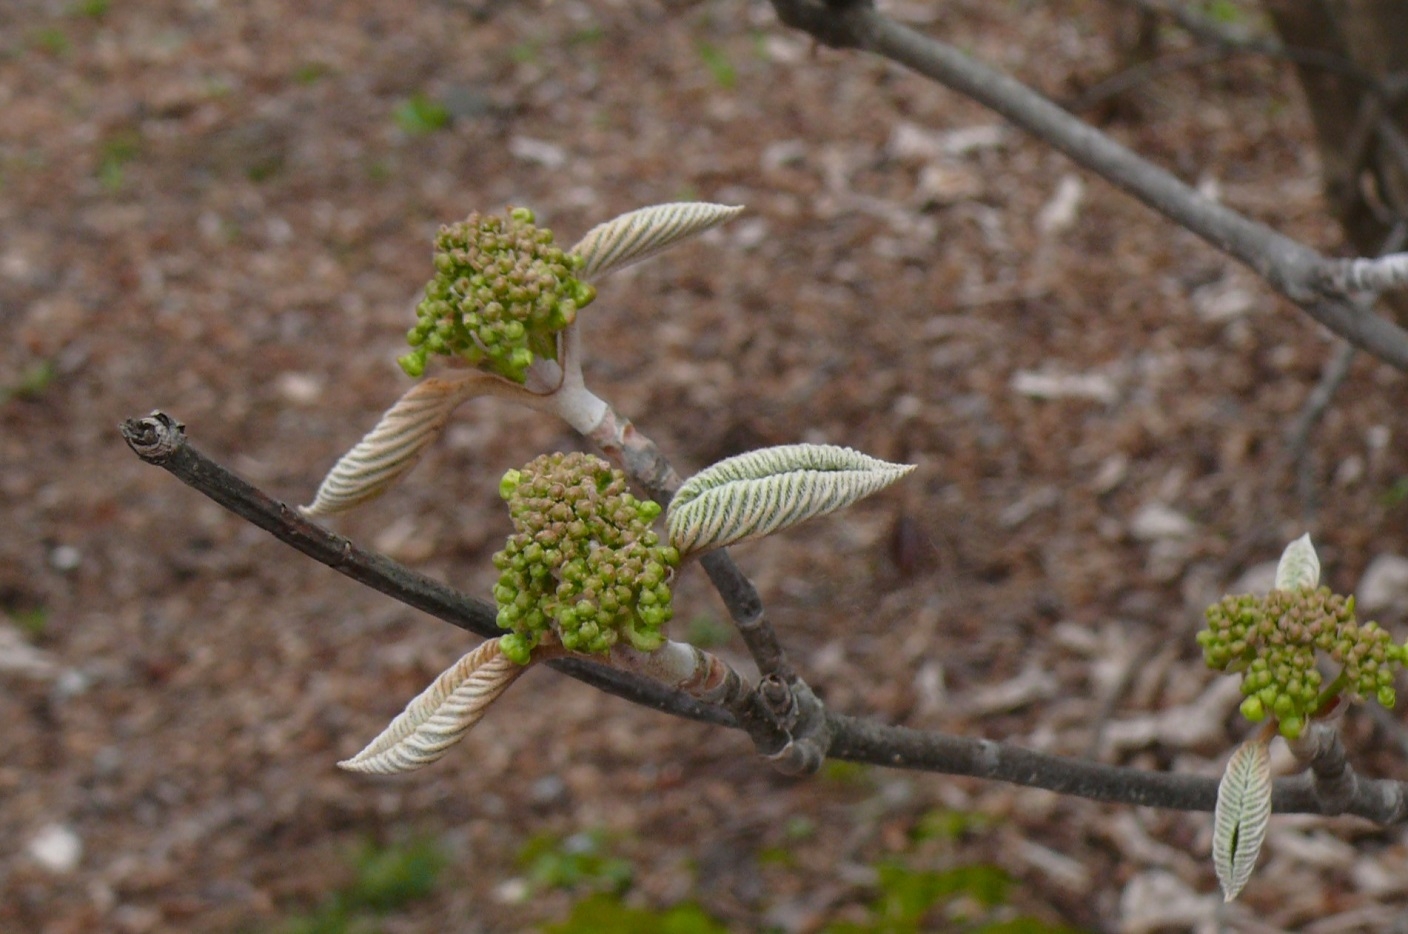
[510,40,540,64]
[910,808,997,844]
[1381,476,1408,507]
[2,359,56,403]
[246,155,283,183]
[694,41,737,90]
[820,759,873,787]
[519,830,633,895]
[97,130,141,192]
[294,62,332,85]
[825,862,1080,934]
[513,832,729,932]
[12,607,49,640]
[71,0,110,18]
[393,94,450,136]
[544,892,728,934]
[277,837,447,934]
[31,28,71,57]
[568,26,604,46]
[1201,0,1244,25]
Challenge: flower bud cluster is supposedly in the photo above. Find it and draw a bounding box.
[1198,587,1407,738]
[399,207,596,383]
[491,452,679,664]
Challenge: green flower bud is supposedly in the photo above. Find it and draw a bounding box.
[1240,695,1266,722]
[500,633,533,665]
[489,452,680,663]
[499,469,523,501]
[403,207,597,382]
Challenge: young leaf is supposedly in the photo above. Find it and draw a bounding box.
[338,637,526,774]
[666,444,915,557]
[1212,733,1273,901]
[1274,533,1320,591]
[569,202,743,280]
[302,372,498,516]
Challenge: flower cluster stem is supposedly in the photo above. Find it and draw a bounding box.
[1312,670,1351,716]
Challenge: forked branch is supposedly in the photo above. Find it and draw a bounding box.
[120,412,1408,824]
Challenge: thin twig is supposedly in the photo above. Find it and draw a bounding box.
[827,711,1408,824]
[122,411,1408,822]
[1289,340,1356,516]
[1071,44,1232,113]
[1111,0,1378,86]
[766,0,1408,370]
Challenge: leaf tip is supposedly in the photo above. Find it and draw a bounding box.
[666,444,916,556]
[1212,734,1272,903]
[1274,532,1320,591]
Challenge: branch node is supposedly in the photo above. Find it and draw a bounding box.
[769,0,875,50]
[1288,719,1357,815]
[755,675,832,775]
[120,411,186,463]
[759,674,798,730]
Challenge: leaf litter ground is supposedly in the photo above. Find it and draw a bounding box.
[4,1,1408,930]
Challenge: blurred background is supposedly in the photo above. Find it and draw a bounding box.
[4,1,1408,930]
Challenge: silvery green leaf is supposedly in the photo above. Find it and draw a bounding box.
[1274,533,1320,591]
[338,638,525,774]
[302,372,497,516]
[666,444,915,557]
[570,202,743,280]
[1212,734,1273,902]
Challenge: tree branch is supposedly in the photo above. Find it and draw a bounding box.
[118,412,736,730]
[767,0,1408,371]
[122,411,1408,823]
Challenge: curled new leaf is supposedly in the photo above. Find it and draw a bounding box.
[1274,533,1320,592]
[570,202,743,280]
[338,637,526,775]
[303,372,503,516]
[666,444,915,557]
[1212,732,1273,901]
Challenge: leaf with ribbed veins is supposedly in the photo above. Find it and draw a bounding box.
[1212,733,1273,901]
[338,638,526,774]
[302,372,504,516]
[570,202,743,280]
[666,444,915,557]
[1274,533,1320,592]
